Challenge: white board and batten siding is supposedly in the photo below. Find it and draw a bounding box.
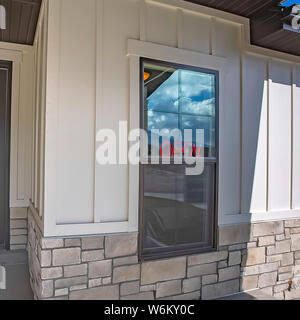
[41,0,300,237]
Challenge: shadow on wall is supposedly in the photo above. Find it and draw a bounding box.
[222,59,300,300]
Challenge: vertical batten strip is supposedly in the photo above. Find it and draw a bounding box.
[239,25,243,214]
[209,17,216,56]
[93,0,104,223]
[139,0,147,42]
[266,60,270,212]
[291,67,294,210]
[176,8,183,49]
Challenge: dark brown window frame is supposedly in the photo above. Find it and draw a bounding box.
[138,57,219,261]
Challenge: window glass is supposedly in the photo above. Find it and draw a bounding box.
[144,63,216,157]
[141,60,218,258]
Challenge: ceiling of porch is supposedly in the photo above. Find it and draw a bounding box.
[0,0,42,45]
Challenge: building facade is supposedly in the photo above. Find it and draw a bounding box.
[1,0,300,300]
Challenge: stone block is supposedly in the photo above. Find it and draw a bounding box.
[89,278,102,288]
[40,280,54,299]
[10,235,27,245]
[40,250,52,267]
[229,244,247,251]
[41,267,63,280]
[187,263,217,278]
[258,272,277,288]
[120,281,140,296]
[113,265,140,283]
[290,228,300,234]
[258,262,279,273]
[53,248,81,266]
[295,251,300,260]
[89,260,112,279]
[70,284,87,291]
[273,292,284,300]
[188,251,228,266]
[278,273,293,281]
[266,254,282,263]
[276,234,285,241]
[285,219,300,228]
[10,229,27,236]
[291,234,300,251]
[285,288,300,300]
[279,266,293,274]
[218,261,228,269]
[247,242,257,248]
[10,219,27,229]
[202,279,240,300]
[281,253,294,266]
[64,239,81,247]
[55,276,87,289]
[182,277,201,293]
[244,247,265,266]
[241,275,258,291]
[294,265,300,276]
[113,256,138,267]
[105,234,137,258]
[252,221,284,237]
[274,283,289,293]
[70,285,119,300]
[121,292,154,300]
[202,274,218,285]
[81,237,104,250]
[55,288,68,297]
[82,250,104,262]
[156,280,182,298]
[141,257,186,285]
[258,236,275,247]
[103,277,111,285]
[275,240,291,254]
[140,285,155,292]
[10,207,28,219]
[41,238,64,249]
[64,264,87,278]
[242,265,260,276]
[219,224,251,246]
[218,266,240,282]
[228,251,241,266]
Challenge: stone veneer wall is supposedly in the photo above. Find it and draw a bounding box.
[10,208,28,250]
[27,209,300,300]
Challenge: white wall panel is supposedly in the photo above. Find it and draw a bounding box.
[94,0,140,223]
[146,1,177,47]
[293,66,300,209]
[241,54,268,213]
[215,19,241,215]
[268,61,292,211]
[55,0,97,224]
[181,11,210,54]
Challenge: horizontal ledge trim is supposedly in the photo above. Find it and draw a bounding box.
[220,209,300,226]
[45,221,132,238]
[127,39,228,71]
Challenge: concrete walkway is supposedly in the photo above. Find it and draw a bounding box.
[0,250,33,300]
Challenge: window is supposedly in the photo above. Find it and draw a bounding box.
[140,58,218,260]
